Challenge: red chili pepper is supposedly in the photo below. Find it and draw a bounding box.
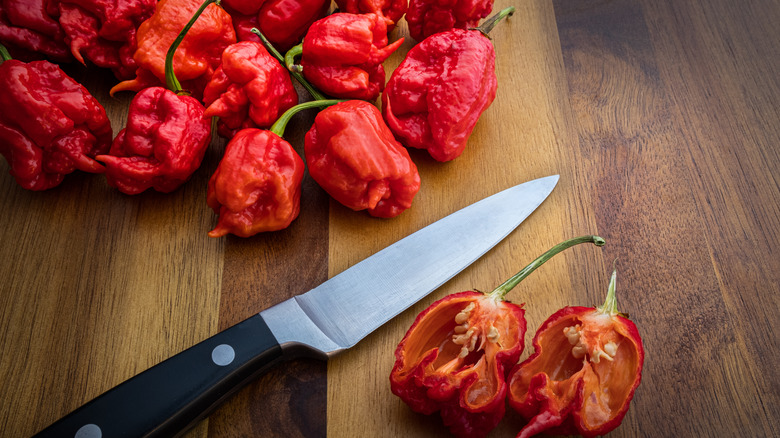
[97,0,215,195]
[110,0,236,99]
[284,12,403,101]
[56,0,156,80]
[202,41,298,139]
[382,7,512,162]
[0,0,70,61]
[406,0,494,42]
[391,236,606,438]
[304,100,420,218]
[225,0,331,53]
[333,0,408,30]
[0,44,112,190]
[507,268,644,438]
[207,99,341,237]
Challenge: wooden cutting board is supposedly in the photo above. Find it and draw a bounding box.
[1,0,778,437]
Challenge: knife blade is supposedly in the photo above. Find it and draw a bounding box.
[33,175,559,438]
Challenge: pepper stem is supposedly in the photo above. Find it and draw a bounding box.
[269,99,343,137]
[475,6,515,36]
[285,44,303,73]
[488,235,605,300]
[0,43,11,63]
[165,0,218,94]
[596,268,620,316]
[251,28,328,101]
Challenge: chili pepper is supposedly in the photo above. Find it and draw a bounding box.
[97,0,214,195]
[382,7,512,162]
[507,268,644,438]
[333,0,408,30]
[406,0,493,42]
[56,0,156,80]
[0,0,70,61]
[284,12,403,101]
[0,43,112,190]
[207,99,341,237]
[304,100,420,218]
[225,0,330,53]
[391,236,606,438]
[202,41,298,139]
[109,0,236,99]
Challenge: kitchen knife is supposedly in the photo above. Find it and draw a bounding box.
[33,175,559,438]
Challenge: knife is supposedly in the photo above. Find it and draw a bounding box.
[33,175,559,438]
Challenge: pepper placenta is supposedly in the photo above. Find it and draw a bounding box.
[109,0,236,99]
[97,0,213,195]
[225,0,330,53]
[285,12,403,101]
[382,7,513,162]
[203,40,298,138]
[507,268,644,438]
[207,99,341,237]
[391,236,606,438]
[0,43,111,190]
[406,0,494,42]
[333,0,408,30]
[304,100,420,218]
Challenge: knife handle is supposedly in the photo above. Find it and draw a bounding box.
[32,313,283,438]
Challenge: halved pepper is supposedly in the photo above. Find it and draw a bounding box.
[391,236,605,438]
[507,269,644,438]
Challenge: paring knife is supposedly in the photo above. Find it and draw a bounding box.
[33,175,559,438]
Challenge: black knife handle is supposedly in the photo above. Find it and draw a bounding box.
[32,313,283,438]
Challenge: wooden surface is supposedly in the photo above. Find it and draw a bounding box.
[1,0,778,437]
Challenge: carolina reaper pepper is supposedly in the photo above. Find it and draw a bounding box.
[382,7,513,162]
[0,43,111,190]
[57,0,156,80]
[507,268,644,438]
[97,0,214,195]
[391,236,605,438]
[284,12,403,101]
[333,0,408,30]
[304,100,420,218]
[109,0,236,99]
[202,40,298,139]
[0,0,70,61]
[406,0,493,42]
[207,99,341,237]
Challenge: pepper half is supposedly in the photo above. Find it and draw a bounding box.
[507,269,644,438]
[391,236,606,438]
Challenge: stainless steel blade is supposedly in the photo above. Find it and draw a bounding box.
[261,175,559,357]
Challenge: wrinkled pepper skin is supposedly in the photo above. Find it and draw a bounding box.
[406,0,493,42]
[334,0,408,30]
[0,0,70,61]
[203,41,298,139]
[0,58,112,190]
[226,0,331,52]
[507,272,644,438]
[57,0,156,80]
[207,128,304,237]
[304,100,420,218]
[299,13,403,101]
[110,0,236,98]
[391,291,526,438]
[96,87,212,195]
[382,28,496,162]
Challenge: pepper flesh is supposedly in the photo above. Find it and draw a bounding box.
[110,0,236,98]
[297,12,403,101]
[382,28,496,162]
[226,0,331,52]
[391,291,526,438]
[406,0,493,42]
[304,100,420,218]
[203,41,298,139]
[207,128,304,237]
[333,0,408,30]
[0,0,70,61]
[0,57,112,190]
[507,271,644,438]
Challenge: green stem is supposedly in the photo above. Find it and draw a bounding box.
[597,268,619,316]
[269,99,343,137]
[165,0,218,94]
[251,28,327,101]
[0,43,11,63]
[285,44,303,73]
[488,235,605,300]
[476,6,515,36]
